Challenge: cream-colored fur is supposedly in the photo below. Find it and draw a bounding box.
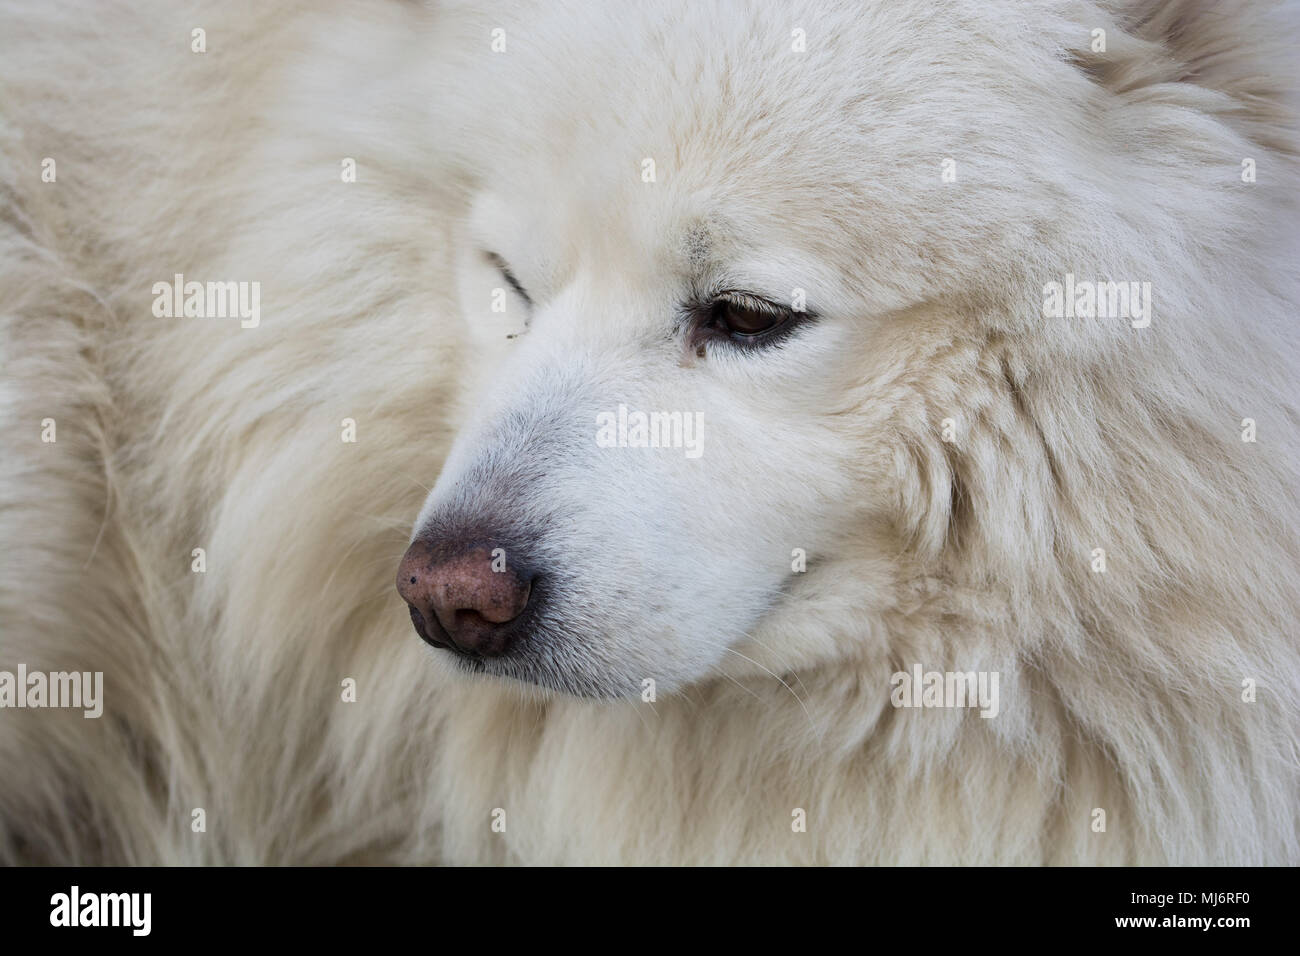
[1,0,1297,864]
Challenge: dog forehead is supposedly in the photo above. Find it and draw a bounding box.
[448,0,1070,312]
[457,13,983,235]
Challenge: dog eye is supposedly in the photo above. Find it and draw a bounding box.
[713,297,785,336]
[484,251,532,306]
[704,292,797,345]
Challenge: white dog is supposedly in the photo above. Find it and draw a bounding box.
[1,0,1297,864]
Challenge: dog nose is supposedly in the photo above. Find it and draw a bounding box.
[396,540,532,657]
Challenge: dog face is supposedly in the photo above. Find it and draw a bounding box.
[403,184,878,695]
[396,0,1208,696]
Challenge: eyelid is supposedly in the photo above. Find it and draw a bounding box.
[485,251,532,306]
[712,287,819,321]
[713,289,790,316]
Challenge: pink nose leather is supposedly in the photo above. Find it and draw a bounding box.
[397,543,531,656]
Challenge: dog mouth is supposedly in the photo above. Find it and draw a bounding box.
[431,634,635,700]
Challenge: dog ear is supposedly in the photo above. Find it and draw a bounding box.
[1065,0,1298,152]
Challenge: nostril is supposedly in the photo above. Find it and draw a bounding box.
[407,603,446,649]
[452,606,516,631]
[455,608,486,628]
[455,578,532,626]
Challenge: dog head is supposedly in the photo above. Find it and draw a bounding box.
[396,1,1297,696]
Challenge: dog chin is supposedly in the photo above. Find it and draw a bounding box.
[434,640,644,701]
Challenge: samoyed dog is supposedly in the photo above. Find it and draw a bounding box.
[1,0,1297,864]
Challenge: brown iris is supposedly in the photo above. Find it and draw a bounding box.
[710,293,790,338]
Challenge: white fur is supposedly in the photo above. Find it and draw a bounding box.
[1,0,1297,863]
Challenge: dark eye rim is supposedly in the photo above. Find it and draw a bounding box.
[484,251,532,306]
[686,290,814,352]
